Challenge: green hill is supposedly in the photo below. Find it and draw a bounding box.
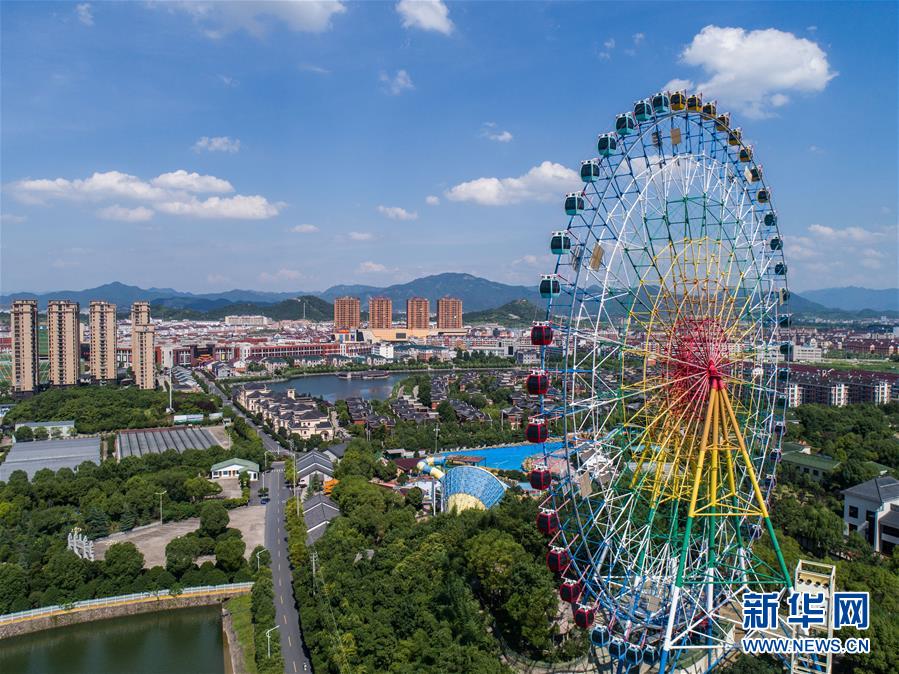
[464,299,543,327]
[151,295,332,322]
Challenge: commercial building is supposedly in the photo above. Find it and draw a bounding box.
[437,297,463,330]
[11,299,39,396]
[211,458,259,481]
[406,297,430,330]
[131,301,155,390]
[224,315,271,327]
[47,300,81,387]
[334,296,361,331]
[89,301,117,382]
[368,296,392,329]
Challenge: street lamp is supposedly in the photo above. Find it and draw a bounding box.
[434,424,440,453]
[265,626,279,658]
[256,548,266,571]
[154,490,167,526]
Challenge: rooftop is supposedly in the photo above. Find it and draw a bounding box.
[0,437,101,480]
[211,457,259,472]
[842,476,899,505]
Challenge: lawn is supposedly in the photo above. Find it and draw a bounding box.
[226,594,258,674]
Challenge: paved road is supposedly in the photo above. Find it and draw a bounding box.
[267,462,312,674]
[204,377,312,673]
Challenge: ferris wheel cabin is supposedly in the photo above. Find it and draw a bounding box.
[758,188,771,203]
[769,236,783,250]
[597,133,618,157]
[615,112,637,135]
[633,99,653,122]
[651,92,670,114]
[559,579,583,604]
[702,100,717,117]
[580,159,600,183]
[670,91,686,110]
[739,146,753,163]
[539,275,561,299]
[686,93,702,111]
[564,192,585,216]
[715,112,731,131]
[764,212,777,227]
[536,508,559,535]
[550,231,572,255]
[573,604,595,629]
[526,416,549,443]
[530,322,554,346]
[546,547,570,574]
[728,128,743,146]
[529,465,552,490]
[526,370,549,395]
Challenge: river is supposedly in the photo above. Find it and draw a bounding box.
[0,606,226,674]
[267,372,408,402]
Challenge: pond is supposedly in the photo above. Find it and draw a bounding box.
[0,605,226,674]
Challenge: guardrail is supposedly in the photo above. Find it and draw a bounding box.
[0,582,254,626]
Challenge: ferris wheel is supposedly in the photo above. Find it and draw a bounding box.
[525,91,792,673]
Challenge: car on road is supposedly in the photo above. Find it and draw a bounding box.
[261,496,270,504]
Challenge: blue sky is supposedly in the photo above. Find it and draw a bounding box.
[1,1,896,293]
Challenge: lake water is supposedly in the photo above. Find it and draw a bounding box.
[268,372,408,403]
[0,605,225,674]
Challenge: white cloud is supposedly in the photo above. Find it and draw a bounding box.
[396,0,453,35]
[358,261,388,273]
[663,77,695,92]
[151,170,233,193]
[513,254,539,266]
[0,213,26,223]
[633,32,645,45]
[380,69,414,95]
[218,74,239,87]
[299,64,331,75]
[258,268,303,283]
[789,224,897,289]
[290,224,319,233]
[670,25,836,118]
[425,195,440,206]
[193,136,241,153]
[445,160,579,206]
[76,3,94,26]
[98,205,154,222]
[377,205,418,220]
[348,231,374,241]
[159,1,346,38]
[481,123,513,143]
[603,38,615,49]
[10,169,278,220]
[156,195,278,219]
[207,273,229,284]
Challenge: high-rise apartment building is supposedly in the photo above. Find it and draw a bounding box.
[11,299,39,396]
[334,296,361,331]
[131,301,155,390]
[406,297,430,330]
[89,301,117,382]
[47,300,81,386]
[368,297,392,329]
[131,301,150,326]
[437,297,463,330]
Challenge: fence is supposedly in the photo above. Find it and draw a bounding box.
[0,582,253,627]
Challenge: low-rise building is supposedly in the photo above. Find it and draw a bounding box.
[211,458,260,481]
[842,476,899,554]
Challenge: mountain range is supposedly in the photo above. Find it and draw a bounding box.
[0,275,895,318]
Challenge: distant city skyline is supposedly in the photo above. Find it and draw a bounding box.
[1,1,896,293]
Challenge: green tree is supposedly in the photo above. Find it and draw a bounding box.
[165,535,200,578]
[33,426,50,441]
[103,542,145,585]
[83,506,110,539]
[14,426,33,442]
[404,487,424,511]
[199,501,229,538]
[0,563,27,613]
[185,476,222,503]
[215,537,247,575]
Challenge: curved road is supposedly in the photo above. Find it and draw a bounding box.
[204,378,311,673]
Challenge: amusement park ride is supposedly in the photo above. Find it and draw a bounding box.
[524,91,834,674]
